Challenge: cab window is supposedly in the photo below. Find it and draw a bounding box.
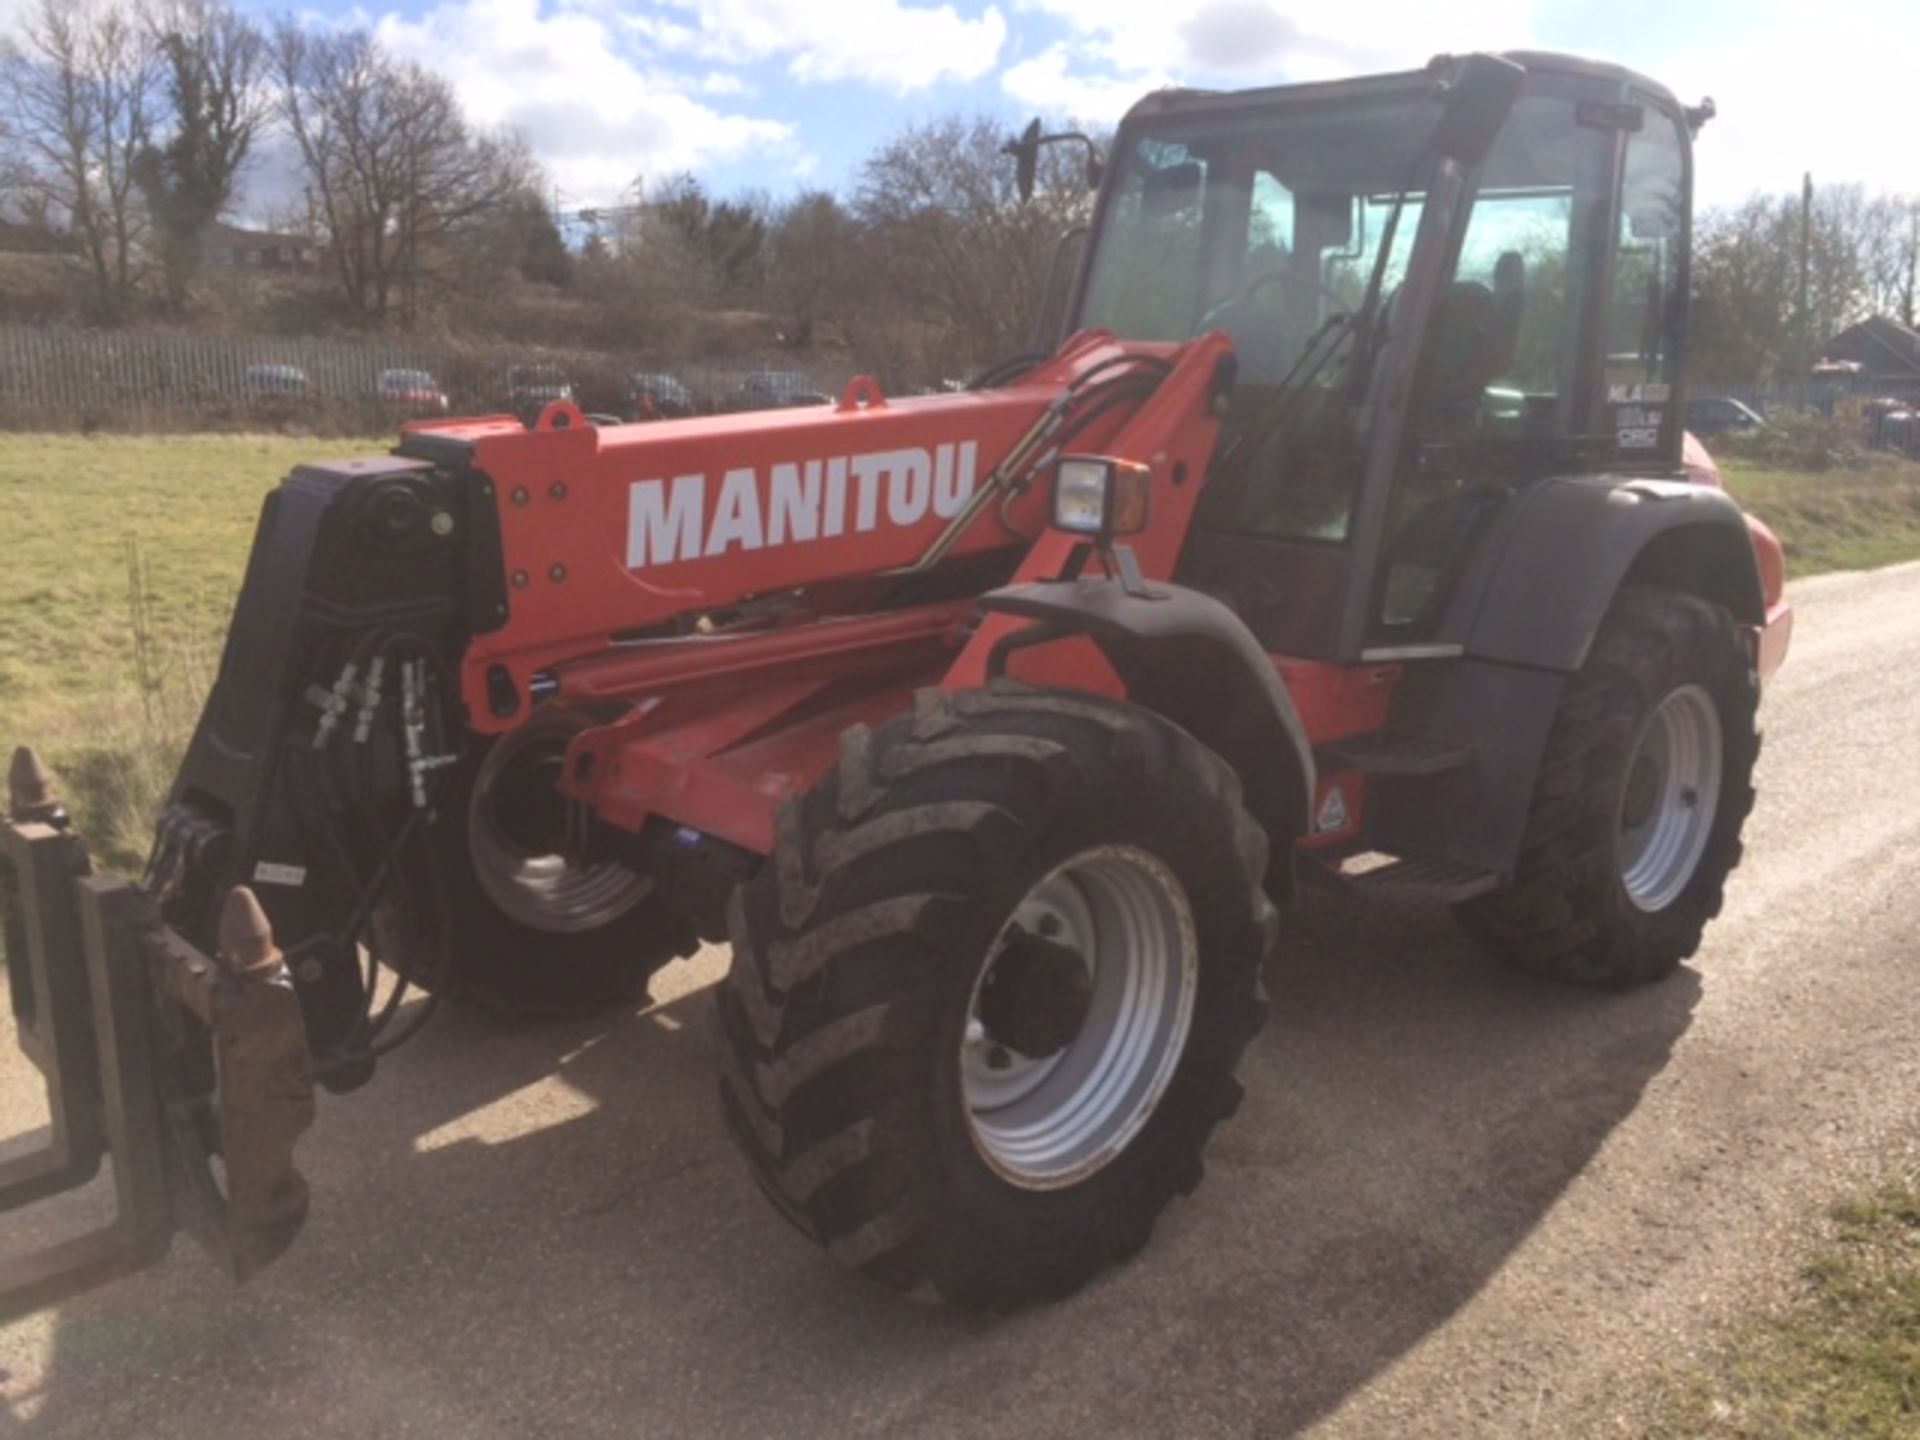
[1602,99,1687,460]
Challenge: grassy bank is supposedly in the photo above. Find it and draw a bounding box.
[1,431,1917,866]
[0,432,384,867]
[1722,454,1920,577]
[1650,1177,1920,1437]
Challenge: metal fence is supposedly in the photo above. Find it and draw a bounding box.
[0,327,861,433]
[10,324,1915,437]
[1696,376,1920,415]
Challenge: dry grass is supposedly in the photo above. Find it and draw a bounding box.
[1648,1177,1920,1437]
[1722,454,1920,577]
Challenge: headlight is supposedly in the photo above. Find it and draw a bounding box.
[1050,456,1151,538]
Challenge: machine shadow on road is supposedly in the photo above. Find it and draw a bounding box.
[1,887,1700,1439]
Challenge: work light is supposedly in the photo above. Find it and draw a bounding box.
[1051,457,1150,540]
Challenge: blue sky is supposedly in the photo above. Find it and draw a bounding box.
[224,0,1908,215]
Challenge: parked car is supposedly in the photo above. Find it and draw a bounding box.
[505,364,576,425]
[1865,398,1920,457]
[725,370,831,412]
[626,372,698,421]
[377,368,450,416]
[243,364,311,398]
[242,364,314,423]
[1684,395,1765,436]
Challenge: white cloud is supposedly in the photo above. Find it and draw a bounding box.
[370,0,1008,200]
[1002,43,1171,120]
[374,0,796,203]
[1001,0,1535,120]
[616,0,1009,94]
[996,1,1913,209]
[696,70,753,97]
[1626,4,1913,208]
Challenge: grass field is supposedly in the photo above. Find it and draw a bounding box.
[0,432,386,866]
[1,430,1917,865]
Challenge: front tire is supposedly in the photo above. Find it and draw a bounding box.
[1457,585,1759,985]
[717,683,1276,1308]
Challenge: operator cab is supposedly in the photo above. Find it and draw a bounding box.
[1069,52,1697,661]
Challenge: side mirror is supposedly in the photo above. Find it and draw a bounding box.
[1430,53,1526,168]
[1004,118,1042,203]
[1002,119,1104,203]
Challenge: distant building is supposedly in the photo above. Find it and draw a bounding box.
[1817,316,1920,387]
[207,223,321,271]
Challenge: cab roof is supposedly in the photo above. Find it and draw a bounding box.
[1120,50,1683,129]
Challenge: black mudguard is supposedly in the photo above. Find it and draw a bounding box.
[1453,476,1766,671]
[979,577,1315,892]
[1369,474,1768,877]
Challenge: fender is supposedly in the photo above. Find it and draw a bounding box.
[978,577,1315,891]
[1458,476,1767,672]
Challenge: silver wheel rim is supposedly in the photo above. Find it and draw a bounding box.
[468,712,650,934]
[1618,684,1723,913]
[961,845,1198,1190]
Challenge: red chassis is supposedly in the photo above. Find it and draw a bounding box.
[414,327,1789,864]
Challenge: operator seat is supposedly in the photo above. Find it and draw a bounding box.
[1489,249,1526,372]
[1417,250,1526,432]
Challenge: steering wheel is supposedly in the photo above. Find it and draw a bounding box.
[1197,268,1342,334]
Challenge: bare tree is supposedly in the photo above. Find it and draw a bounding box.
[134,0,267,312]
[1691,185,1884,385]
[272,24,527,327]
[0,0,159,318]
[446,181,572,291]
[569,176,726,347]
[646,173,768,301]
[1860,192,1920,331]
[853,114,1097,377]
[766,190,857,347]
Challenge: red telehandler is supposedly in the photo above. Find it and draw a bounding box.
[1,51,1791,1313]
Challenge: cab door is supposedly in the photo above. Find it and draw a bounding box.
[1363,76,1652,650]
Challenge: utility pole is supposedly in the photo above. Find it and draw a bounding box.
[1905,198,1918,330]
[1797,171,1813,375]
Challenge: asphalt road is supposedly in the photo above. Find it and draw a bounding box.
[3,561,1918,1439]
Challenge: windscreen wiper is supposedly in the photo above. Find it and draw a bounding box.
[1214,309,1357,470]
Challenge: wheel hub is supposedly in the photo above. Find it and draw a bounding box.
[976,923,1094,1060]
[1617,684,1724,913]
[960,846,1198,1190]
[490,746,576,855]
[469,710,652,935]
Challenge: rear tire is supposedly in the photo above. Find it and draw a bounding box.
[378,708,699,1019]
[1456,585,1759,985]
[716,683,1276,1308]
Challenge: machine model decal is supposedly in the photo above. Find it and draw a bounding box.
[1607,382,1671,404]
[1610,384,1670,450]
[1615,404,1665,449]
[626,441,981,569]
